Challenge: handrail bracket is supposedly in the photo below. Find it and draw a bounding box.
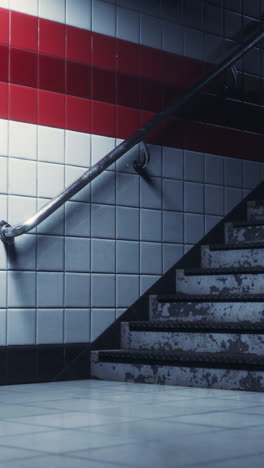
[0,221,14,245]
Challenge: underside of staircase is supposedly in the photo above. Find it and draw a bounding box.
[91,198,264,391]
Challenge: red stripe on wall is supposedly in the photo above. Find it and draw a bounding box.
[0,8,263,163]
[3,82,264,162]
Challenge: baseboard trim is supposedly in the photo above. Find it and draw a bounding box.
[0,343,91,386]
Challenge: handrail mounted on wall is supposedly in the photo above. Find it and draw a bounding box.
[1,28,264,244]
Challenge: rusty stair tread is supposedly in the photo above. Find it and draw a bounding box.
[183,267,264,276]
[97,350,264,370]
[209,242,264,251]
[157,293,264,303]
[127,320,264,333]
[232,220,264,227]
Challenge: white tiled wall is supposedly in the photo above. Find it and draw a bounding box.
[0,118,263,345]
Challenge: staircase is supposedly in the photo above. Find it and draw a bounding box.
[91,199,264,391]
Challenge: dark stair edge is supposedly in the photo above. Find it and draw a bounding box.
[127,320,264,333]
[97,350,264,371]
[232,220,264,228]
[209,242,264,251]
[183,267,264,276]
[157,293,264,303]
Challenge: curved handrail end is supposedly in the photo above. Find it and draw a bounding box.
[0,221,14,245]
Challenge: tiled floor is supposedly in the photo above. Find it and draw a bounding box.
[0,380,264,467]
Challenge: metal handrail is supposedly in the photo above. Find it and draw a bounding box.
[1,28,264,243]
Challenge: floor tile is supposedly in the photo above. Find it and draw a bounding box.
[0,429,135,455]
[12,410,141,429]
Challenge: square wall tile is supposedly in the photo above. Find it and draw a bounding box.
[163,211,184,243]
[66,130,91,167]
[0,235,7,270]
[66,0,91,29]
[205,153,224,185]
[163,244,184,273]
[10,48,37,88]
[243,160,261,190]
[91,274,115,307]
[8,195,37,228]
[39,0,66,23]
[225,187,243,213]
[7,309,36,345]
[65,237,91,272]
[0,156,7,194]
[8,234,36,271]
[116,240,139,274]
[0,1,9,8]
[91,134,115,168]
[205,185,224,216]
[37,198,65,236]
[117,6,140,43]
[117,173,139,207]
[184,244,194,254]
[184,28,204,60]
[10,0,38,15]
[65,309,91,343]
[37,272,64,307]
[0,310,6,346]
[65,165,91,202]
[91,204,115,239]
[0,195,7,224]
[184,181,204,214]
[184,213,205,244]
[146,144,162,177]
[37,235,64,271]
[8,271,35,308]
[184,150,204,182]
[163,147,184,180]
[91,239,115,273]
[39,54,65,94]
[116,206,140,240]
[0,272,7,308]
[116,275,139,308]
[92,0,116,36]
[205,215,222,233]
[65,201,90,237]
[162,21,184,55]
[38,162,64,198]
[140,275,158,295]
[37,309,64,344]
[91,308,115,341]
[0,119,8,156]
[10,10,38,50]
[163,179,183,211]
[224,157,243,188]
[140,177,162,209]
[38,126,65,164]
[92,171,116,205]
[9,121,37,160]
[140,13,162,48]
[65,272,90,307]
[9,159,37,197]
[140,242,162,275]
[117,0,139,8]
[140,209,162,242]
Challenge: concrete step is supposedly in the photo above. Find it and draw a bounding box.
[150,294,264,322]
[201,244,264,269]
[225,221,264,245]
[121,321,264,354]
[176,268,264,296]
[247,200,264,222]
[91,350,264,391]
